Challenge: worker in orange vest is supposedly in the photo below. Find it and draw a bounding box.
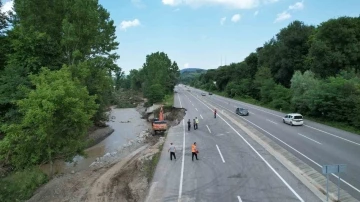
[191,142,199,161]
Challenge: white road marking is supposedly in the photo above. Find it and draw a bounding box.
[178,95,185,200]
[226,105,360,193]
[216,144,225,163]
[266,119,278,125]
[200,114,203,119]
[192,103,194,106]
[304,125,360,146]
[237,196,242,202]
[213,92,360,146]
[195,108,198,111]
[189,93,305,202]
[206,125,211,133]
[297,133,322,145]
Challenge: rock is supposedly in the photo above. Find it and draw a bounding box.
[104,152,111,157]
[71,170,75,174]
[148,114,154,121]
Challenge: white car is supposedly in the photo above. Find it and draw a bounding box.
[283,113,303,126]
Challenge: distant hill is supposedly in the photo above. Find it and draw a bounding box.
[180,68,207,74]
[179,68,207,84]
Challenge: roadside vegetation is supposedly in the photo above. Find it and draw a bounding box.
[186,17,360,134]
[115,51,180,106]
[0,0,179,200]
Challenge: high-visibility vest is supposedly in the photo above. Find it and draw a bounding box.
[192,144,196,152]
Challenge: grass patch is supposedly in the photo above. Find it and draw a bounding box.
[0,167,48,202]
[145,149,161,183]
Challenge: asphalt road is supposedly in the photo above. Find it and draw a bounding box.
[146,85,321,202]
[187,86,360,201]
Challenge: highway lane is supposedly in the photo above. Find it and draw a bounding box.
[188,86,360,200]
[147,85,321,202]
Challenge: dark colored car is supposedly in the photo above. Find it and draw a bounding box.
[235,108,249,116]
[208,92,213,95]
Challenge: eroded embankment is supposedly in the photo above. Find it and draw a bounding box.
[28,104,185,202]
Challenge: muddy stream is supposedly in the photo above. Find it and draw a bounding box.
[40,108,149,175]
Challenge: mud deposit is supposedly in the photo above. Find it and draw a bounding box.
[28,105,185,202]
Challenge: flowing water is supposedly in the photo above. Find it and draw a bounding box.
[40,108,148,175]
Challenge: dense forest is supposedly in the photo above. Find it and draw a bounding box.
[0,1,179,200]
[189,17,360,131]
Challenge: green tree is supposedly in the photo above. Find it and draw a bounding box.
[307,17,360,78]
[0,0,119,128]
[0,67,98,175]
[148,84,165,104]
[141,52,179,103]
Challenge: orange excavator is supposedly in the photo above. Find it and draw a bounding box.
[152,106,167,134]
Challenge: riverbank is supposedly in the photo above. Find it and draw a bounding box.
[27,103,185,202]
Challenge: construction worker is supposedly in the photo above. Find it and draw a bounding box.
[191,142,199,161]
[214,109,217,118]
[187,119,191,131]
[168,142,176,161]
[195,117,199,129]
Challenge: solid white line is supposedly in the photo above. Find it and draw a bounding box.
[223,106,360,193]
[304,125,360,146]
[297,133,322,145]
[200,114,203,119]
[195,108,198,111]
[206,125,211,133]
[213,92,360,146]
[178,95,185,200]
[216,144,225,163]
[237,196,242,202]
[267,119,278,125]
[189,93,305,202]
[205,92,360,193]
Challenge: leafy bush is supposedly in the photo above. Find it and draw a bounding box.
[0,167,48,202]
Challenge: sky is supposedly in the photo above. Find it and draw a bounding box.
[2,0,360,74]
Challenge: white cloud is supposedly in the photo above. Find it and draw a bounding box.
[264,0,279,3]
[220,17,226,25]
[1,0,14,14]
[161,0,279,9]
[120,19,141,31]
[274,11,291,23]
[162,0,182,6]
[231,14,241,23]
[254,10,259,16]
[131,0,146,8]
[289,1,304,10]
[184,63,189,68]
